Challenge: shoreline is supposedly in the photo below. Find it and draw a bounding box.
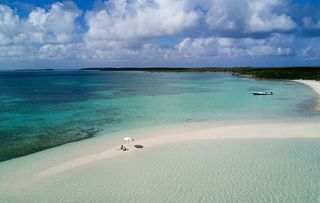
[293,80,320,111]
[0,79,319,177]
[32,79,320,177]
[35,120,320,177]
[1,79,320,196]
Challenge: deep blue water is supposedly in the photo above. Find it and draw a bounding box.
[0,70,319,161]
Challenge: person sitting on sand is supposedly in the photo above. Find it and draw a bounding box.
[119,145,128,151]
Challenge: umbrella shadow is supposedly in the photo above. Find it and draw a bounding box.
[134,144,144,149]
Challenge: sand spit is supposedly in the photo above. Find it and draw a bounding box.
[35,121,320,177]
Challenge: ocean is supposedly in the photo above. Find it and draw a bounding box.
[0,70,319,161]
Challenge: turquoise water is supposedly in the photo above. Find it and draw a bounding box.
[0,70,319,161]
[2,139,320,202]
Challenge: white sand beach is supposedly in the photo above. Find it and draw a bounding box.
[293,80,320,111]
[1,119,320,202]
[35,120,320,177]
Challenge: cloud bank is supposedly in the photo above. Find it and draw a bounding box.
[0,0,320,68]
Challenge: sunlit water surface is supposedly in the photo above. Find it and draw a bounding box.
[0,70,319,161]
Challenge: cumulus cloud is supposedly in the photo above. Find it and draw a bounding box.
[0,2,81,60]
[0,45,28,58]
[203,0,296,36]
[174,33,293,60]
[246,0,296,33]
[0,0,319,67]
[38,43,85,59]
[86,33,295,66]
[0,5,22,45]
[0,2,80,45]
[303,17,320,29]
[82,0,299,62]
[84,0,199,50]
[27,2,81,43]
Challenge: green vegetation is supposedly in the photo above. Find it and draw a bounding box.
[81,67,238,72]
[233,67,320,80]
[81,67,320,80]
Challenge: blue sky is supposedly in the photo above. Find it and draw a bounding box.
[0,0,320,69]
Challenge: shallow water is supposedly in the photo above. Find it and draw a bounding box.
[0,70,319,161]
[2,139,320,202]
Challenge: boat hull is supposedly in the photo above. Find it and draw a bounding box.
[252,92,273,95]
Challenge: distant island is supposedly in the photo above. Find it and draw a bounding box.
[81,67,320,80]
[15,68,54,71]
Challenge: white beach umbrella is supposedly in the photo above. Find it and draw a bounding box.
[123,137,134,142]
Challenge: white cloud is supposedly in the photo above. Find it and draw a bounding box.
[0,0,319,67]
[303,17,320,29]
[0,3,80,45]
[0,45,28,58]
[203,0,296,35]
[247,0,296,33]
[176,37,217,58]
[297,38,320,59]
[0,2,81,60]
[27,2,81,43]
[173,33,293,60]
[0,5,22,45]
[84,0,297,50]
[38,43,84,59]
[204,0,247,33]
[84,0,198,49]
[82,0,301,63]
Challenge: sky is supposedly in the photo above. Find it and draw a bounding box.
[0,0,320,69]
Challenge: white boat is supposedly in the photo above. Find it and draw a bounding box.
[252,91,273,95]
